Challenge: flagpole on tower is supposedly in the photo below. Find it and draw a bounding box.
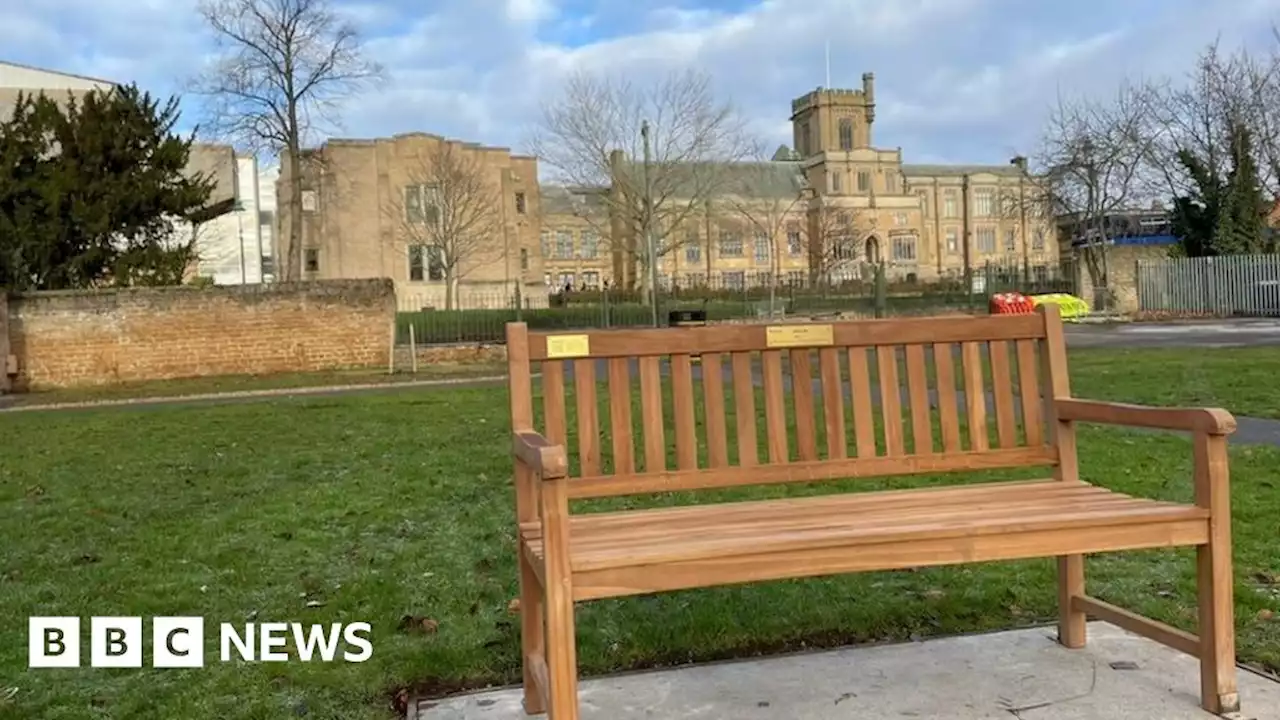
[824,39,831,88]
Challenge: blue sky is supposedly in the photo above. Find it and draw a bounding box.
[5,0,1280,165]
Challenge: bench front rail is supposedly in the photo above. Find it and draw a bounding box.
[505,306,1239,719]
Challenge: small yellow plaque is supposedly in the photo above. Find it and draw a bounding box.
[766,324,834,348]
[546,334,591,359]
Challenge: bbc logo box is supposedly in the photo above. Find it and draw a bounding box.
[29,617,371,667]
[29,617,205,668]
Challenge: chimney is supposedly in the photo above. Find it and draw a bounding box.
[862,72,876,123]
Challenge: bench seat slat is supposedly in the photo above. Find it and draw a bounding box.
[521,481,1207,574]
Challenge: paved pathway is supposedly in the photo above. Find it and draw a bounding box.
[1066,318,1280,348]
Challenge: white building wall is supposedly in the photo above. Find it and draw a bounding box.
[194,155,271,285]
[258,164,279,282]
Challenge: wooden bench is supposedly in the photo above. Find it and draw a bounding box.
[506,306,1239,719]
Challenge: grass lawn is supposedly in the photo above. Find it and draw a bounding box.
[1068,347,1280,420]
[2,352,1279,719]
[2,363,507,408]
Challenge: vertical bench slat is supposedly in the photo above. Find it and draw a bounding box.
[818,347,847,459]
[962,341,989,451]
[904,344,933,454]
[639,355,666,473]
[790,350,819,461]
[543,361,569,450]
[877,346,905,457]
[1016,339,1044,447]
[848,347,877,458]
[933,343,962,453]
[731,352,759,467]
[989,341,1018,448]
[607,358,635,475]
[702,353,730,468]
[762,349,789,463]
[671,353,699,470]
[573,359,601,476]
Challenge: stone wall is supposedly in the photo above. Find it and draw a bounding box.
[4,279,395,390]
[1076,244,1173,315]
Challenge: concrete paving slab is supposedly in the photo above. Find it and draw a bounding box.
[416,622,1280,720]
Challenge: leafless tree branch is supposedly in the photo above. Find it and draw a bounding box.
[191,0,383,280]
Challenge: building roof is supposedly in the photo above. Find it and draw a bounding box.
[610,157,808,201]
[542,185,610,215]
[901,163,1024,178]
[0,60,117,89]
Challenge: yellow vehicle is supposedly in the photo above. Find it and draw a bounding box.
[1028,293,1091,321]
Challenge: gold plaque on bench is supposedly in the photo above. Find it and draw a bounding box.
[546,334,591,359]
[765,324,834,348]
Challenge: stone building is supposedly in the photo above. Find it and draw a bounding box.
[278,133,547,309]
[540,73,1059,290]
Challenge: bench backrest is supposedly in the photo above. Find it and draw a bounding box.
[506,306,1072,500]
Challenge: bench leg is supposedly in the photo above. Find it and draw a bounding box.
[1197,540,1239,715]
[1056,554,1086,649]
[519,551,546,715]
[544,578,580,720]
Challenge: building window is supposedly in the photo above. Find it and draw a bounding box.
[894,212,908,226]
[557,272,575,289]
[787,223,802,256]
[258,210,274,228]
[409,245,444,281]
[886,172,898,194]
[555,230,573,259]
[583,270,599,288]
[718,230,743,257]
[754,233,770,264]
[945,227,959,255]
[1033,227,1047,251]
[580,230,598,259]
[540,230,551,258]
[519,248,529,271]
[830,171,842,193]
[304,248,319,272]
[892,235,918,262]
[723,271,745,290]
[685,232,702,263]
[684,272,703,287]
[301,190,317,212]
[839,118,853,150]
[977,227,997,254]
[856,170,871,192]
[786,270,805,286]
[1005,228,1017,252]
[515,192,526,215]
[800,123,811,156]
[974,190,994,218]
[943,190,958,218]
[916,190,929,217]
[404,184,440,225]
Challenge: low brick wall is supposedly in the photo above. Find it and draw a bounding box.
[394,343,507,369]
[5,279,396,390]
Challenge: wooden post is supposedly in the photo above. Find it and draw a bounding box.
[387,318,396,375]
[0,294,11,394]
[1039,304,1086,649]
[1194,431,1239,715]
[409,325,418,374]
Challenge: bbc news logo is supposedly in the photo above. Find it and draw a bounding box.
[29,617,372,668]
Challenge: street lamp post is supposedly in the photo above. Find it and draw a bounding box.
[641,120,660,327]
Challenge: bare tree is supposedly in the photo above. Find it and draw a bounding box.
[192,0,382,281]
[382,142,501,310]
[528,69,755,292]
[1032,83,1157,310]
[721,161,808,309]
[806,203,874,285]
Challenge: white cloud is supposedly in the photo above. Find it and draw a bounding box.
[7,0,1280,166]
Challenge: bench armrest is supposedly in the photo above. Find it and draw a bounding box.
[1055,398,1236,436]
[513,431,568,479]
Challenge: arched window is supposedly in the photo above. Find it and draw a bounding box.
[839,118,854,150]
